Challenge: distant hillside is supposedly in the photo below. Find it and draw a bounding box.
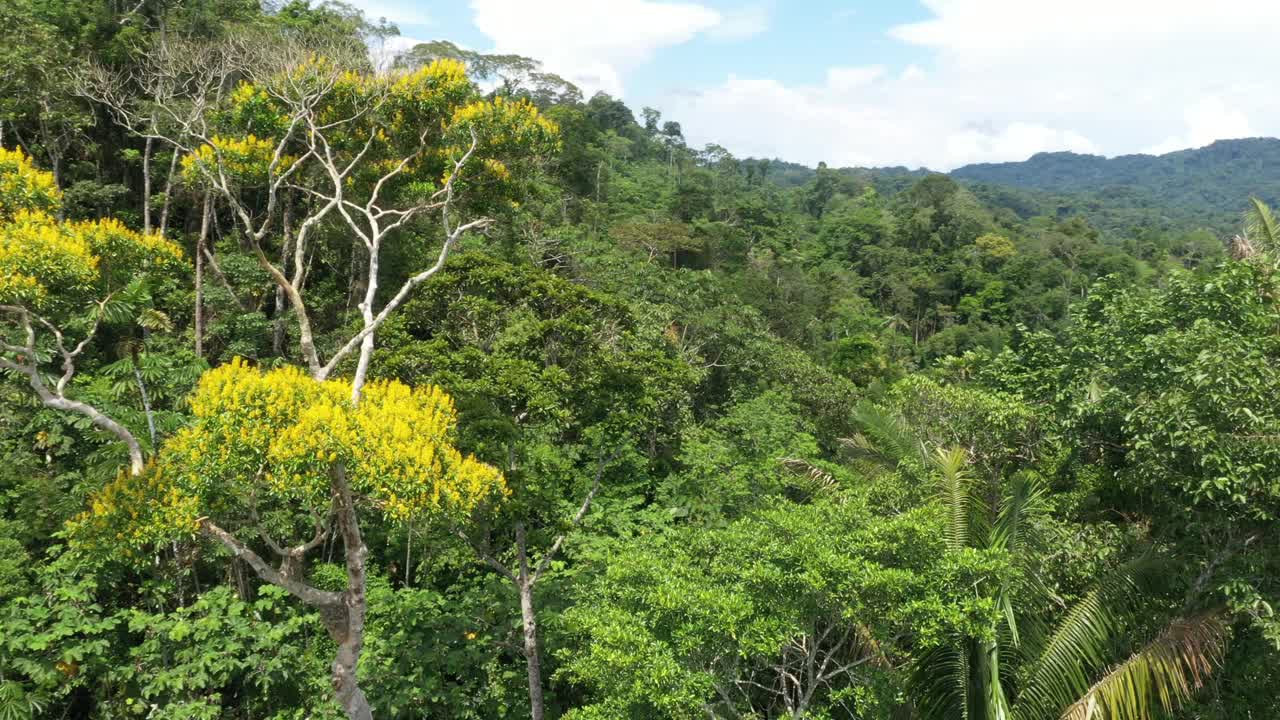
[756,139,1280,237]
[950,138,1280,234]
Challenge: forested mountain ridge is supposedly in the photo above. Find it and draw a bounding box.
[952,137,1280,233]
[0,3,1278,720]
[762,138,1280,237]
[952,137,1280,197]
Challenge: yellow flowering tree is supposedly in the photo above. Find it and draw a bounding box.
[76,36,556,719]
[72,359,506,718]
[0,147,183,475]
[85,36,559,398]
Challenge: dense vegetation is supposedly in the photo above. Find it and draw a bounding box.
[1,3,1277,720]
[950,139,1280,236]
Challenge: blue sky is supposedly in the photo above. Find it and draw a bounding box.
[354,1,1280,170]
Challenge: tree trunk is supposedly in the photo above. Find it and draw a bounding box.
[273,202,293,356]
[519,578,545,720]
[131,349,157,446]
[330,463,374,720]
[514,524,546,720]
[195,193,210,358]
[351,237,378,401]
[328,604,372,720]
[158,148,179,236]
[142,136,153,235]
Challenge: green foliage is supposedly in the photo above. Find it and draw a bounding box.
[0,12,1277,720]
[561,499,1002,720]
[952,139,1280,235]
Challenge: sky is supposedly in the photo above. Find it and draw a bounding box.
[353,0,1280,171]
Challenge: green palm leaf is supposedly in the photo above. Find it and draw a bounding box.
[910,642,971,720]
[1245,196,1280,254]
[1015,557,1164,719]
[846,401,928,468]
[990,475,1049,648]
[930,446,975,553]
[1058,613,1227,720]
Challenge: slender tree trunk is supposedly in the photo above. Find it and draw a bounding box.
[515,525,546,720]
[131,349,157,447]
[519,579,545,720]
[158,148,179,236]
[195,192,210,358]
[51,154,64,219]
[329,464,373,720]
[273,202,293,356]
[142,136,153,234]
[351,239,378,401]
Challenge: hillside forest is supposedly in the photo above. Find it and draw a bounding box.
[1,3,1278,720]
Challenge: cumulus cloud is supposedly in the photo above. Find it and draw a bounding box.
[469,0,726,96]
[1145,97,1257,155]
[662,72,1097,169]
[706,3,772,41]
[667,0,1280,169]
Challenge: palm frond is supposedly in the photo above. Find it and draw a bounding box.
[1015,557,1159,719]
[910,642,971,720]
[1245,196,1280,254]
[931,446,974,553]
[778,457,842,500]
[990,475,1048,648]
[846,401,927,468]
[990,475,1046,556]
[1058,614,1227,720]
[972,639,1013,720]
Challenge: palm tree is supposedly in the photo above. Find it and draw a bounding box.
[848,404,1227,720]
[1233,196,1280,261]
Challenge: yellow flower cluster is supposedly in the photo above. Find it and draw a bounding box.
[445,96,560,188]
[0,148,182,308]
[450,95,560,140]
[66,464,201,556]
[0,211,182,307]
[389,58,470,102]
[195,55,558,204]
[164,359,506,524]
[0,210,97,305]
[0,147,61,220]
[230,81,267,106]
[181,135,284,186]
[276,379,507,521]
[76,216,185,271]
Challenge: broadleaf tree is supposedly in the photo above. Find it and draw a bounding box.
[65,31,558,720]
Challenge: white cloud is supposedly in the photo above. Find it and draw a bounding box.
[706,3,772,41]
[662,72,1096,169]
[368,34,429,70]
[666,0,1280,169]
[946,123,1098,167]
[826,66,886,92]
[1145,97,1257,155]
[469,0,725,96]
